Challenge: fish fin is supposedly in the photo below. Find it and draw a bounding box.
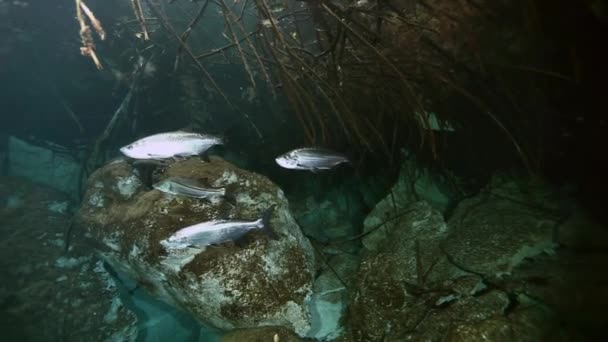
[200,151,211,162]
[310,167,324,173]
[261,205,279,240]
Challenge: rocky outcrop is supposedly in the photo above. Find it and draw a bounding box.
[76,157,316,335]
[442,174,560,278]
[349,201,457,341]
[348,174,568,341]
[0,177,137,341]
[361,153,455,251]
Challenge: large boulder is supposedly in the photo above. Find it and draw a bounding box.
[0,177,138,341]
[76,157,316,336]
[348,174,569,341]
[442,174,559,278]
[349,201,457,341]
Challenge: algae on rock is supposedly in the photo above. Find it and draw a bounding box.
[0,177,138,341]
[76,157,316,336]
[347,172,568,341]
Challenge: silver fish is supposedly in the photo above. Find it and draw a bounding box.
[275,147,350,171]
[153,176,226,200]
[160,206,277,250]
[120,131,222,160]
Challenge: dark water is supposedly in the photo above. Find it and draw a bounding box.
[1,0,607,341]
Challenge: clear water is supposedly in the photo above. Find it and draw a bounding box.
[1,0,607,341]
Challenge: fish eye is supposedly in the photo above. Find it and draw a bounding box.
[127,146,133,150]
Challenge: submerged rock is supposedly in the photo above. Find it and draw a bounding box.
[290,182,369,245]
[76,157,316,335]
[442,174,560,278]
[308,252,359,340]
[6,136,81,196]
[362,154,455,251]
[0,177,138,341]
[348,173,574,341]
[220,325,308,342]
[349,201,457,341]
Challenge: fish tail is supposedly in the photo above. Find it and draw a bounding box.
[261,205,278,240]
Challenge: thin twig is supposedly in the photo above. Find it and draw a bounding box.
[435,73,533,175]
[143,0,263,138]
[59,97,85,134]
[80,1,106,40]
[195,31,258,59]
[88,76,138,169]
[175,0,210,71]
[131,0,150,40]
[76,0,103,69]
[328,208,417,245]
[223,2,275,94]
[219,0,257,90]
[321,3,436,157]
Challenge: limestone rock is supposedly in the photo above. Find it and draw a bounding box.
[349,174,569,341]
[442,174,559,278]
[76,157,316,335]
[220,326,307,342]
[362,155,454,251]
[292,191,363,242]
[0,177,138,341]
[349,201,456,340]
[349,207,557,340]
[7,136,81,196]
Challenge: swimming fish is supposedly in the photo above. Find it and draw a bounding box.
[160,206,278,250]
[275,147,350,172]
[120,131,222,160]
[153,176,226,200]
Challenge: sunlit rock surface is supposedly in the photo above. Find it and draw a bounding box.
[76,157,316,335]
[0,177,138,341]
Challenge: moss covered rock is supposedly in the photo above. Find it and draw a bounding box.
[348,175,565,341]
[0,177,138,341]
[220,325,308,342]
[76,157,315,335]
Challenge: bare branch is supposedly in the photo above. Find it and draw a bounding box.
[131,0,150,40]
